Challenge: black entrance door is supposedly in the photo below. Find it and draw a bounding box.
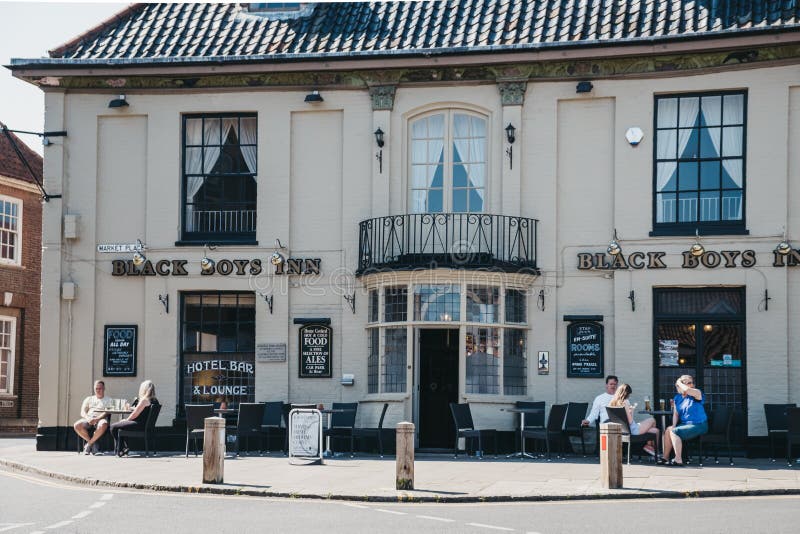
[653,288,747,438]
[418,329,459,449]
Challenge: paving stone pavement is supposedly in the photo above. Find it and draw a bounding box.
[1,438,798,502]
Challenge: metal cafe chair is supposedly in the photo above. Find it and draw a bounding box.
[231,402,266,457]
[522,403,567,461]
[605,406,657,465]
[323,402,359,457]
[449,402,497,459]
[562,402,590,456]
[354,402,389,457]
[260,401,287,454]
[697,405,735,466]
[786,407,800,467]
[765,403,797,461]
[515,400,545,430]
[184,404,214,457]
[116,401,161,457]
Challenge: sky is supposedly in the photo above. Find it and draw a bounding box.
[0,1,126,155]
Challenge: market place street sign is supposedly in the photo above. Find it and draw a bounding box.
[577,249,800,270]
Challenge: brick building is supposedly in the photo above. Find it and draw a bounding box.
[0,127,42,434]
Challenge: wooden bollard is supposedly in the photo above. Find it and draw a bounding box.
[396,422,415,490]
[599,422,623,489]
[203,416,226,484]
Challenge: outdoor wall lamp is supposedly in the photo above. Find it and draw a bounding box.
[343,292,356,314]
[271,239,286,265]
[576,81,594,93]
[158,293,169,314]
[200,244,217,272]
[776,227,792,255]
[374,127,385,173]
[108,95,129,108]
[304,89,324,103]
[607,228,622,256]
[259,292,274,314]
[131,239,146,266]
[690,229,705,257]
[505,123,516,170]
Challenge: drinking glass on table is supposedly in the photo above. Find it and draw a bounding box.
[644,396,651,412]
[659,398,665,411]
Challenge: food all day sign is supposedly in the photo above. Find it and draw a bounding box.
[299,324,332,378]
[567,321,604,378]
[103,325,137,377]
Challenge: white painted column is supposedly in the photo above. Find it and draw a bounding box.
[40,92,65,432]
[369,85,395,218]
[498,81,526,216]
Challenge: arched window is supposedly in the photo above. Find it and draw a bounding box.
[409,111,487,213]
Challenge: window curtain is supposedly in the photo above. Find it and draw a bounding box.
[452,114,486,212]
[677,97,700,158]
[656,99,679,223]
[239,117,258,175]
[723,96,744,190]
[702,98,722,157]
[184,119,208,232]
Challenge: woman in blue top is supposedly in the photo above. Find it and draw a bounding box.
[661,374,708,466]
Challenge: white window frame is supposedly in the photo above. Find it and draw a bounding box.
[0,194,22,266]
[365,281,529,398]
[0,315,16,395]
[408,110,488,213]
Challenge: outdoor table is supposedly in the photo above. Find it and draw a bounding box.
[639,410,673,456]
[320,408,355,457]
[103,409,133,415]
[501,407,544,459]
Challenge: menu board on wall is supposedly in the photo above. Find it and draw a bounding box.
[103,325,137,377]
[298,324,332,378]
[566,321,604,378]
[658,339,679,367]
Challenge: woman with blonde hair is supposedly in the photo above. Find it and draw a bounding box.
[110,380,159,457]
[661,374,707,466]
[608,383,659,457]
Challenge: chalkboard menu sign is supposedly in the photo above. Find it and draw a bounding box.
[299,324,332,378]
[104,325,137,377]
[566,321,604,378]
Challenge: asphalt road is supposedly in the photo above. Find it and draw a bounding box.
[1,467,799,534]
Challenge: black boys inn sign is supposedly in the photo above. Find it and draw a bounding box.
[577,247,800,270]
[111,257,321,276]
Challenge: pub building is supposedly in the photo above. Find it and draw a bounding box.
[10,1,800,453]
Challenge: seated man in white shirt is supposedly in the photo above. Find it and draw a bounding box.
[73,380,116,454]
[581,375,619,427]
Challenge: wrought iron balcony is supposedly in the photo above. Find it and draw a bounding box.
[357,213,538,275]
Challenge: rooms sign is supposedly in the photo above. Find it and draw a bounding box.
[577,249,800,270]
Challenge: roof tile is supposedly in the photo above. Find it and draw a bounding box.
[35,1,800,64]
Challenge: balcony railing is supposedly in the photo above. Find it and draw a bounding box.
[357,213,538,275]
[185,208,256,235]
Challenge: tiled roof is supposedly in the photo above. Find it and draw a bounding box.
[0,127,43,186]
[44,1,800,64]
